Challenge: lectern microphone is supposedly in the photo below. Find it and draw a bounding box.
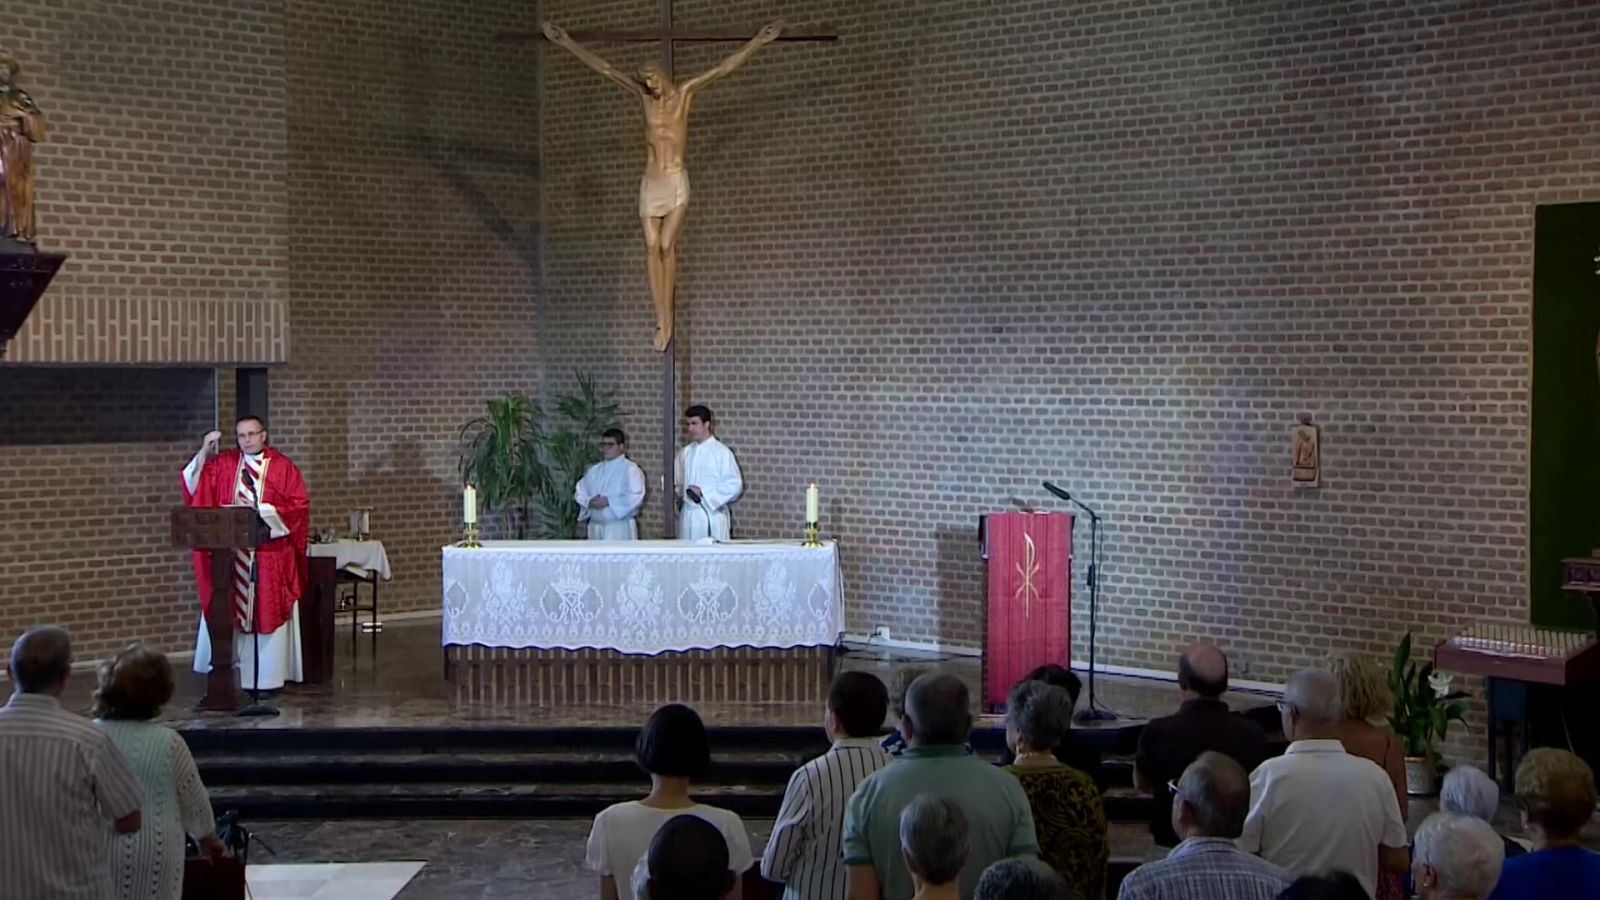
[1041,480,1115,723]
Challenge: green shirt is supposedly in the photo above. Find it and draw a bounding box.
[842,745,1039,900]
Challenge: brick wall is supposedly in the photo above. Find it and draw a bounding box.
[3,0,289,365]
[268,0,540,620]
[1,0,540,654]
[540,0,1600,699]
[0,369,215,659]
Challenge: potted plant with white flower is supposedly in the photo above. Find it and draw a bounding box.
[1387,632,1469,795]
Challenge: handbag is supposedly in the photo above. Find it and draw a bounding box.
[181,810,251,900]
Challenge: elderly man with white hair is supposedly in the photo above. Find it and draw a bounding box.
[1439,765,1527,863]
[1237,670,1408,897]
[1412,812,1505,900]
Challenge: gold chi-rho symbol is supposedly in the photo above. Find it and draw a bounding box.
[1014,532,1041,618]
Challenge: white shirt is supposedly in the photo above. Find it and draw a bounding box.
[575,456,646,540]
[676,436,743,541]
[761,737,891,900]
[1237,739,1407,898]
[584,800,753,893]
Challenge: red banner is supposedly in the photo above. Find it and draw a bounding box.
[984,512,1072,710]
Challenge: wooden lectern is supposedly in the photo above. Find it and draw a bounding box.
[171,506,269,712]
[981,511,1073,711]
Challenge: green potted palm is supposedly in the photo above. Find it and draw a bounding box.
[531,374,621,539]
[1387,632,1469,795]
[458,394,545,538]
[457,377,622,540]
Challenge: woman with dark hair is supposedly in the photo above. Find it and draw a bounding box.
[93,644,225,900]
[1276,871,1370,900]
[585,704,753,900]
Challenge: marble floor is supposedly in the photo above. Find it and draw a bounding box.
[53,617,1271,731]
[249,861,425,900]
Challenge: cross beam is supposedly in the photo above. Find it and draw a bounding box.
[526,3,836,537]
[498,27,838,44]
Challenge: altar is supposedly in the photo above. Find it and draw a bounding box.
[442,540,844,707]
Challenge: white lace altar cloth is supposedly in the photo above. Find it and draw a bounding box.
[441,540,845,654]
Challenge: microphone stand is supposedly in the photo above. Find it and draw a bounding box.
[690,490,723,543]
[238,520,278,718]
[1042,482,1116,722]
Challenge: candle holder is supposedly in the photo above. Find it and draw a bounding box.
[803,521,821,548]
[459,523,481,548]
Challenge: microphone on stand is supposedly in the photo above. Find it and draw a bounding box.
[1042,480,1115,722]
[687,487,722,544]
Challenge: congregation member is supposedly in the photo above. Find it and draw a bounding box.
[95,644,227,900]
[1117,752,1291,900]
[642,815,736,900]
[1002,679,1107,900]
[577,428,647,540]
[183,418,311,690]
[1135,643,1268,850]
[1328,652,1409,900]
[1411,813,1504,900]
[0,627,144,900]
[1276,872,1370,900]
[1488,748,1600,900]
[882,668,972,757]
[973,858,1075,900]
[1439,765,1527,862]
[844,673,1038,900]
[676,405,743,541]
[1238,670,1408,898]
[997,665,1105,788]
[586,704,754,900]
[763,672,892,900]
[899,795,969,900]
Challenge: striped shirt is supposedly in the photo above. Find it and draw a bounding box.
[762,737,890,900]
[0,693,144,900]
[1117,837,1292,900]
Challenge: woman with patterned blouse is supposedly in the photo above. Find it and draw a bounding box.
[1003,679,1108,900]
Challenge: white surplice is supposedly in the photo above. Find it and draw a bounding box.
[181,448,304,690]
[675,436,743,541]
[575,456,646,540]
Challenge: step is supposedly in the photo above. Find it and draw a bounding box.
[207,782,785,820]
[208,781,1156,822]
[179,725,835,756]
[195,750,808,787]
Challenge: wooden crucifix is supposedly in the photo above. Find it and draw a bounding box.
[508,4,835,537]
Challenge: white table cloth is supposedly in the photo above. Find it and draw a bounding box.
[309,539,392,581]
[441,540,845,654]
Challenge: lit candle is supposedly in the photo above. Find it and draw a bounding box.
[806,483,819,524]
[464,485,477,525]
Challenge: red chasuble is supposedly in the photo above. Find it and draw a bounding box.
[181,447,310,634]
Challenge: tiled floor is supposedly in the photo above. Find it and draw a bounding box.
[248,862,425,900]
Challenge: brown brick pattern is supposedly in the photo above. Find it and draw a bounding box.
[0,0,540,655]
[0,369,215,660]
[540,0,1600,696]
[3,0,289,365]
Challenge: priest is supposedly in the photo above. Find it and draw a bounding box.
[575,428,647,540]
[675,405,743,541]
[181,416,310,690]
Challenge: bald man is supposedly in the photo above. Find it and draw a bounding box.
[1134,643,1269,850]
[0,628,144,899]
[1237,670,1409,897]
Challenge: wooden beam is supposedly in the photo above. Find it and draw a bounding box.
[498,28,838,44]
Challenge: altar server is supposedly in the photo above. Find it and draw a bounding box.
[577,428,647,540]
[676,405,742,541]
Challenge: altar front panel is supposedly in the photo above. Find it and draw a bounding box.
[442,540,845,654]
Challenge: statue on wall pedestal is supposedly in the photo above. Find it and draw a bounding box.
[0,53,63,359]
[0,54,47,247]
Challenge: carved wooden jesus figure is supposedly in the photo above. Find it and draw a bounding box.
[0,55,47,245]
[543,20,783,351]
